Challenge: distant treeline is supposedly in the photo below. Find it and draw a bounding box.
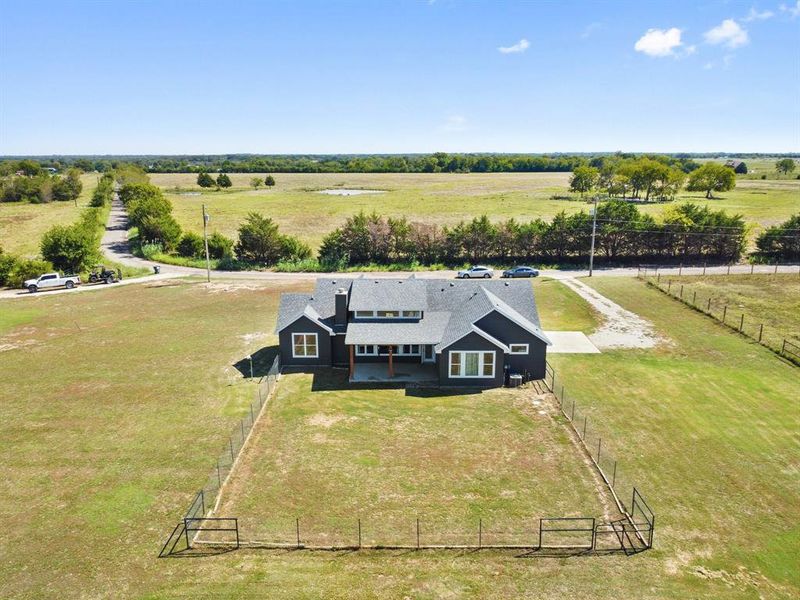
[3,152,798,175]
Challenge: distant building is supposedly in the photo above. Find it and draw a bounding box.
[724,160,747,174]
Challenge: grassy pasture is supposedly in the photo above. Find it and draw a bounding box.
[150,172,800,253]
[650,273,800,347]
[0,173,99,257]
[213,371,615,547]
[1,276,798,598]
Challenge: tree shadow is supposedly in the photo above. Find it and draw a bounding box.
[233,345,280,379]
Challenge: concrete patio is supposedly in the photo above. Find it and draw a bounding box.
[349,362,439,384]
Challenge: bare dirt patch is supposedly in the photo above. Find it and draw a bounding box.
[559,278,663,349]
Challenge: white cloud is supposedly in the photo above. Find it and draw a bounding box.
[634,27,684,57]
[704,19,749,48]
[703,61,715,70]
[441,115,467,132]
[742,7,774,21]
[780,1,800,17]
[497,39,530,54]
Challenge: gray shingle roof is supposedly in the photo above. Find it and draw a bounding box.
[348,277,428,312]
[277,277,549,347]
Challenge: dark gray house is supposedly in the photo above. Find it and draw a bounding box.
[724,159,748,174]
[276,276,551,387]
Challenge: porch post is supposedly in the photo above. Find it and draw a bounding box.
[388,345,394,378]
[349,345,354,378]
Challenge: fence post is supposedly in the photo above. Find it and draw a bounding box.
[751,264,754,275]
[538,518,543,549]
[184,518,190,550]
[217,460,221,487]
[571,398,575,421]
[727,264,731,275]
[723,305,727,324]
[667,280,671,293]
[782,339,787,354]
[739,314,744,332]
[250,404,254,424]
[707,297,711,312]
[758,323,763,343]
[774,263,778,274]
[416,518,420,550]
[560,385,564,402]
[358,518,362,549]
[692,291,696,306]
[241,420,245,440]
[200,489,205,515]
[258,385,262,406]
[229,438,234,461]
[296,518,300,549]
[612,461,617,487]
[597,438,602,463]
[680,284,683,299]
[582,416,587,440]
[478,519,482,549]
[703,262,706,275]
[656,272,660,284]
[679,263,682,275]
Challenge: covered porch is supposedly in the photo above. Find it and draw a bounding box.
[349,361,438,384]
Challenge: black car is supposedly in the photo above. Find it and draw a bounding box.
[501,266,540,278]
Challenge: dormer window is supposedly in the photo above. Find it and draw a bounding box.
[376,310,400,318]
[401,310,421,318]
[353,310,422,319]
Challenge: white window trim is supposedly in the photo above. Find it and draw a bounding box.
[509,343,529,355]
[448,350,495,379]
[292,332,319,358]
[354,310,374,318]
[355,344,378,356]
[353,310,422,320]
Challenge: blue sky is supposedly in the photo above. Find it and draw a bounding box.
[1,0,798,154]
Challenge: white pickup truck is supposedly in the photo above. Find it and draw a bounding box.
[24,272,81,293]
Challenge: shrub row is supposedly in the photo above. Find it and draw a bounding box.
[754,214,800,262]
[0,169,83,204]
[318,201,749,268]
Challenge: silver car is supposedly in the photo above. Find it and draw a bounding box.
[456,265,494,279]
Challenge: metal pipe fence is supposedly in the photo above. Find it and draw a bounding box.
[639,276,799,366]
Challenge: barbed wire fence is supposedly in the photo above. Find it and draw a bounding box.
[637,274,799,366]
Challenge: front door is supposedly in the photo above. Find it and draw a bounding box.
[422,344,434,363]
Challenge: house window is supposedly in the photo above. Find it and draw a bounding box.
[376,310,400,318]
[401,344,421,355]
[401,310,421,318]
[448,351,495,378]
[356,345,377,356]
[355,311,374,318]
[509,344,529,355]
[292,333,318,358]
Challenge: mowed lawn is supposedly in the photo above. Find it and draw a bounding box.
[1,276,799,598]
[150,172,800,253]
[214,371,614,547]
[651,273,800,346]
[0,173,99,257]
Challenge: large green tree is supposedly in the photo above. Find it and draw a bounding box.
[686,162,736,199]
[569,166,599,197]
[234,212,284,264]
[775,158,796,175]
[197,172,215,187]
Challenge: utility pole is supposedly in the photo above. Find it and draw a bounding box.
[202,204,211,283]
[588,196,598,277]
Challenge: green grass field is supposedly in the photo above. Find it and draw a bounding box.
[0,173,99,257]
[1,275,798,598]
[149,172,800,253]
[649,273,800,347]
[214,370,614,547]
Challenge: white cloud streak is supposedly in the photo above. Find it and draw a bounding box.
[742,7,774,21]
[634,27,684,57]
[704,19,749,48]
[440,115,467,132]
[497,39,530,54]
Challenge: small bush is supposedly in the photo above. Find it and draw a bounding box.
[265,175,276,187]
[208,232,234,259]
[138,214,182,251]
[139,243,164,260]
[761,174,767,180]
[177,232,205,258]
[216,173,232,188]
[280,235,312,261]
[0,254,18,286]
[197,172,216,188]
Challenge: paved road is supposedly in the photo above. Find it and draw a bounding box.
[1,198,796,300]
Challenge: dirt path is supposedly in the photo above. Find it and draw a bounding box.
[559,278,661,349]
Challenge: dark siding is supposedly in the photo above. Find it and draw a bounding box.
[438,331,505,387]
[332,335,348,367]
[279,316,332,367]
[475,311,548,379]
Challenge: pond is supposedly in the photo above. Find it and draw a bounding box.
[316,189,386,196]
